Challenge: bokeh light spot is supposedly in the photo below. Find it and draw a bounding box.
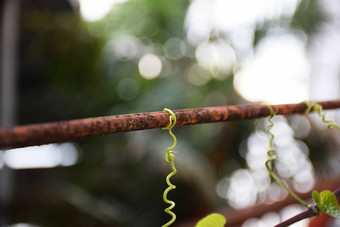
[227,169,257,209]
[79,0,127,22]
[233,33,309,104]
[242,218,261,227]
[0,152,3,170]
[113,36,140,61]
[261,212,280,226]
[138,54,162,80]
[117,78,139,101]
[185,64,210,86]
[3,143,79,169]
[195,40,236,79]
[163,38,183,60]
[280,205,309,227]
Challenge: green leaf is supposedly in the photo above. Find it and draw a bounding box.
[312,191,321,206]
[196,213,227,227]
[312,190,340,218]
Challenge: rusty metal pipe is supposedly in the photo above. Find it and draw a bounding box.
[1,100,340,149]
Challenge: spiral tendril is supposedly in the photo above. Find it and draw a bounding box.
[162,108,177,227]
[304,101,340,129]
[264,104,309,208]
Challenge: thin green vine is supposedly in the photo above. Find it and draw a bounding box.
[162,108,177,227]
[264,104,310,208]
[304,101,340,129]
[303,101,340,217]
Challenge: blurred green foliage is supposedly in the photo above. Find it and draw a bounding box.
[291,0,325,36]
[17,0,241,226]
[9,0,337,226]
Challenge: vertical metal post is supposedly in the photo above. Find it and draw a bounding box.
[0,0,21,221]
[1,0,20,127]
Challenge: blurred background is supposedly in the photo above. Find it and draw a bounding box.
[1,0,340,226]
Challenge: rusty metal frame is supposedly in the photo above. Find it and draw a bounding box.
[1,100,340,148]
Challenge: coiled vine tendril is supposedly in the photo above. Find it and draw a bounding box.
[264,104,310,208]
[162,108,177,227]
[304,101,340,129]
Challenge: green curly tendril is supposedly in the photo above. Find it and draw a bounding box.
[162,108,177,227]
[264,104,310,208]
[304,101,340,129]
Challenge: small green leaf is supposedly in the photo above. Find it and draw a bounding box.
[196,213,227,227]
[312,191,321,206]
[312,190,340,218]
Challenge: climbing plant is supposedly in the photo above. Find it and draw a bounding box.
[162,108,178,227]
[159,102,340,227]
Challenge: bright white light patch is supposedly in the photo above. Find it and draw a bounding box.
[227,169,257,209]
[79,0,127,22]
[280,205,309,227]
[8,223,40,227]
[112,36,140,61]
[0,151,4,170]
[213,0,299,32]
[138,54,162,80]
[185,0,299,45]
[234,34,309,104]
[3,143,79,169]
[195,40,236,79]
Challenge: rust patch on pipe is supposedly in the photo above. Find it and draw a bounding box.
[1,100,340,148]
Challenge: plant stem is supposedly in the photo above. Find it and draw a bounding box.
[264,104,309,208]
[275,187,340,227]
[266,167,309,208]
[162,109,177,227]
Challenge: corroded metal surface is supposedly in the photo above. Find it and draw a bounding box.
[1,100,340,148]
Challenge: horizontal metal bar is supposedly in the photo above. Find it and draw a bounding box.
[1,100,340,149]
